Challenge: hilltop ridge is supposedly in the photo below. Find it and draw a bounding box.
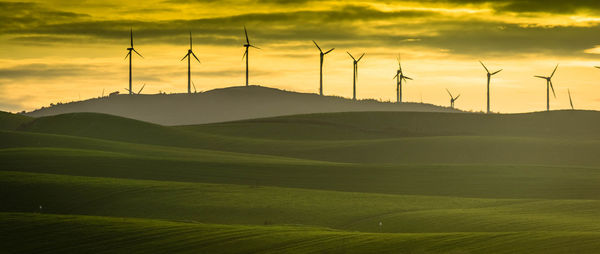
[25,85,460,125]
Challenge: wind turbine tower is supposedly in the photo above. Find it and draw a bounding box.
[394,57,413,103]
[243,26,260,86]
[313,40,334,96]
[125,29,143,95]
[347,52,365,100]
[479,61,502,113]
[446,89,460,108]
[181,32,201,94]
[534,65,558,111]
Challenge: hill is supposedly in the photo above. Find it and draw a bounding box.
[180,110,600,140]
[4,110,600,253]
[24,85,460,125]
[0,111,32,130]
[14,111,600,166]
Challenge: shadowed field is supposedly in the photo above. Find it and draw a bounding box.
[2,110,600,253]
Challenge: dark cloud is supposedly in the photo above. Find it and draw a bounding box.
[0,63,100,80]
[3,2,600,56]
[415,0,600,14]
[0,1,89,32]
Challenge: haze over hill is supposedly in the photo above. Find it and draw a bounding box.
[25,86,460,125]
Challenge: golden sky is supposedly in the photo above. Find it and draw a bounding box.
[2,0,600,113]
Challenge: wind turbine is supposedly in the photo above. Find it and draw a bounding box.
[313,40,334,96]
[242,26,260,86]
[137,83,146,94]
[125,29,143,95]
[347,52,365,100]
[534,64,558,111]
[479,61,502,113]
[446,89,460,108]
[124,83,145,95]
[568,89,574,110]
[393,56,413,103]
[181,32,200,94]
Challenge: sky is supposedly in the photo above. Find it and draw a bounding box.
[1,0,600,113]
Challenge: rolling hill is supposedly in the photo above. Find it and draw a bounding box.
[3,109,600,253]
[25,85,460,125]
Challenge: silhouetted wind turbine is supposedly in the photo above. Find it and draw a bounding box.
[242,26,260,86]
[125,29,143,95]
[534,64,558,111]
[313,40,334,96]
[568,89,574,110]
[446,89,460,108]
[479,61,502,113]
[137,83,146,94]
[181,32,200,94]
[347,52,365,100]
[393,56,413,103]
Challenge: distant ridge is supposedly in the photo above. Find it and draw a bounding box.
[25,85,460,125]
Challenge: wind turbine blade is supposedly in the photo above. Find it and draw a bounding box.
[347,52,356,61]
[191,52,201,63]
[137,83,145,94]
[130,28,133,47]
[393,72,399,79]
[492,69,502,75]
[124,88,132,93]
[455,94,461,100]
[568,89,574,109]
[549,80,556,98]
[595,66,600,69]
[404,76,413,80]
[244,26,249,44]
[324,48,334,54]
[181,52,190,61]
[189,31,192,49]
[250,45,261,49]
[479,61,490,73]
[124,51,131,60]
[534,75,546,79]
[446,88,453,98]
[312,40,322,52]
[357,53,365,62]
[550,64,558,78]
[398,59,403,73]
[242,50,247,60]
[133,49,144,58]
[192,81,197,93]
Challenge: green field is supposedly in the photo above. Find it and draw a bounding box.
[2,110,600,253]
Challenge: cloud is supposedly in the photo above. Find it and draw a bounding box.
[0,63,101,80]
[3,1,600,57]
[415,0,600,14]
[0,1,89,32]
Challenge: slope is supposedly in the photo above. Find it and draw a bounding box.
[24,85,460,125]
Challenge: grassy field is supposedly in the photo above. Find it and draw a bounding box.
[2,110,600,253]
